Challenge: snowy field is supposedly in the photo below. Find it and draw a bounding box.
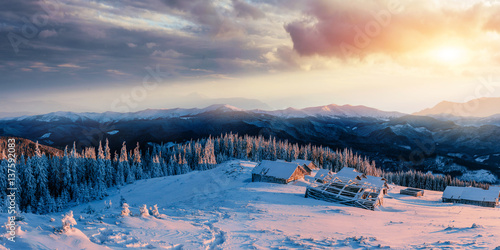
[1,160,499,249]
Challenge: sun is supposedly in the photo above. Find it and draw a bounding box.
[433,46,466,64]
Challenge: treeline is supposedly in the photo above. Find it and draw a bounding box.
[383,170,489,191]
[0,133,489,214]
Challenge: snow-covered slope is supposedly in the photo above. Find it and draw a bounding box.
[2,160,499,249]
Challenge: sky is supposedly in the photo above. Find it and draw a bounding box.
[1,0,500,114]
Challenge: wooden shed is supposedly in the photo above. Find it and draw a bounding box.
[252,160,307,184]
[442,186,500,208]
[292,159,319,175]
[400,188,424,197]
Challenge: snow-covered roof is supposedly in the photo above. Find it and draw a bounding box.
[314,169,332,181]
[292,159,313,167]
[443,186,499,202]
[252,160,301,180]
[461,187,500,202]
[335,167,362,180]
[360,175,387,188]
[488,186,500,194]
[442,186,465,199]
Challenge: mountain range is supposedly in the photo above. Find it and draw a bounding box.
[1,101,499,183]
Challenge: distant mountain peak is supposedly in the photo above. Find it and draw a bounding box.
[414,97,500,117]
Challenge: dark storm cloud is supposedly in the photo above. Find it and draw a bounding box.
[0,0,276,93]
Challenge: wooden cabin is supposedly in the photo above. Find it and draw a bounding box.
[442,186,500,208]
[292,159,319,175]
[251,160,307,184]
[400,188,424,197]
[305,168,387,210]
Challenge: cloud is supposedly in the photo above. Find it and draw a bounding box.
[106,69,129,76]
[39,29,57,38]
[58,63,83,68]
[151,49,183,58]
[30,62,57,72]
[127,43,137,48]
[163,0,244,38]
[232,0,265,19]
[284,0,500,62]
[146,42,157,49]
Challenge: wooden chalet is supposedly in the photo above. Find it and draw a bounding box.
[442,186,500,208]
[292,159,319,175]
[305,167,387,210]
[251,160,307,184]
[400,188,424,197]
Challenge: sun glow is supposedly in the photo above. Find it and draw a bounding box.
[433,46,467,64]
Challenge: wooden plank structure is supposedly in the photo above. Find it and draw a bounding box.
[305,174,385,210]
[400,188,424,197]
[314,169,333,183]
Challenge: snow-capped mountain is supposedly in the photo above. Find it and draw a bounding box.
[10,104,244,123]
[6,103,404,123]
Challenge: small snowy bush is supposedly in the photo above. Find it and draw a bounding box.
[104,200,112,209]
[61,211,77,232]
[121,203,131,217]
[151,204,160,218]
[140,204,149,217]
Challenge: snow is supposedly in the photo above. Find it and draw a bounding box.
[314,169,332,181]
[460,188,500,203]
[106,130,119,135]
[1,160,499,249]
[447,153,465,158]
[443,186,500,202]
[39,133,51,139]
[291,159,313,168]
[251,160,300,179]
[442,186,465,199]
[335,167,362,180]
[361,175,387,189]
[12,103,405,123]
[459,169,498,183]
[475,155,490,163]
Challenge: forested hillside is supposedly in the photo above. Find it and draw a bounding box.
[0,133,488,214]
